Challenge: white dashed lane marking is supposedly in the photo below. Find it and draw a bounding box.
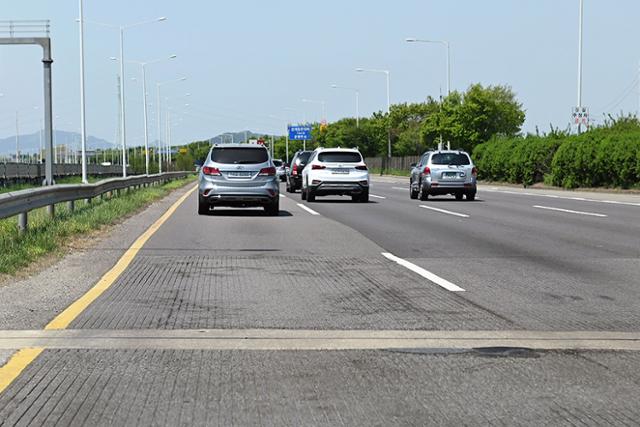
[533,205,607,218]
[297,203,321,216]
[382,252,465,292]
[419,205,470,218]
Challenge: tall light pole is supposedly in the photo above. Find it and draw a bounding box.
[78,0,88,182]
[302,98,326,151]
[157,77,187,172]
[283,107,302,160]
[356,67,391,158]
[405,38,451,96]
[576,0,584,134]
[121,55,177,175]
[83,16,167,176]
[331,84,360,127]
[301,98,326,123]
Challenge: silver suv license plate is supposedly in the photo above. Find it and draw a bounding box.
[228,171,252,178]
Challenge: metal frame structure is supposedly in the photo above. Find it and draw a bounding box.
[0,20,55,185]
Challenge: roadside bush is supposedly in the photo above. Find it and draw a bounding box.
[551,126,640,188]
[474,120,640,189]
[473,135,562,185]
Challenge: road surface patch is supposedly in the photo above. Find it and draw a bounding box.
[0,185,197,395]
[0,348,43,394]
[1,329,640,351]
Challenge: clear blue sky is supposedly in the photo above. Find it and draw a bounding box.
[1,0,639,149]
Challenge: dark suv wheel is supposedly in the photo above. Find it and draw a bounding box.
[198,196,210,215]
[264,198,280,216]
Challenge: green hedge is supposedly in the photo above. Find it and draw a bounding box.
[473,121,640,189]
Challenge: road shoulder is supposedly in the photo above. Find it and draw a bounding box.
[0,182,196,331]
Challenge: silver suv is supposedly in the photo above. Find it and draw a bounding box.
[409,150,477,201]
[198,144,280,215]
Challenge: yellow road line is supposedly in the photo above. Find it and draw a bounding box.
[0,348,43,394]
[0,184,196,395]
[46,185,197,330]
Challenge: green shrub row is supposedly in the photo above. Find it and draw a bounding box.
[473,121,640,188]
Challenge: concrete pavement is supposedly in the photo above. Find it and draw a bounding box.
[0,179,639,425]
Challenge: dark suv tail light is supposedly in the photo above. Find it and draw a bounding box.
[472,167,478,177]
[355,165,368,170]
[312,164,326,170]
[423,166,431,174]
[292,163,298,175]
[202,166,221,176]
[259,166,276,176]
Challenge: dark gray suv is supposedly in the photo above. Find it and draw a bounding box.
[198,144,280,215]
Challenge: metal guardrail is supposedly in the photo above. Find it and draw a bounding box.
[0,172,190,233]
[0,163,130,185]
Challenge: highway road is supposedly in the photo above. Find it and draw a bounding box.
[1,177,640,425]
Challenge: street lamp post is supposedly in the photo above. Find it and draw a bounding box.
[576,0,584,134]
[356,68,391,158]
[122,55,177,175]
[302,99,326,151]
[405,38,451,96]
[331,84,360,127]
[78,0,88,182]
[157,77,187,172]
[83,16,167,176]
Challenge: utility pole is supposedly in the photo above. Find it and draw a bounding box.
[15,111,19,162]
[78,0,88,182]
[576,0,584,134]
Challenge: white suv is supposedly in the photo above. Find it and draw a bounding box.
[301,148,369,202]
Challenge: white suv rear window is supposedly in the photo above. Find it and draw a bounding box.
[318,152,362,163]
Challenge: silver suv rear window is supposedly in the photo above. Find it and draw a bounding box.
[430,153,470,166]
[318,152,362,163]
[211,148,268,164]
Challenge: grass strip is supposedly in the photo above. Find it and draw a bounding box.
[0,175,196,275]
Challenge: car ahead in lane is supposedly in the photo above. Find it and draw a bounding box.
[285,150,312,193]
[409,150,477,201]
[301,147,369,203]
[198,143,280,215]
[273,159,288,182]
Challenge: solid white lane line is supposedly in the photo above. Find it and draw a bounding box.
[370,194,386,199]
[382,253,465,292]
[297,203,320,216]
[533,205,607,218]
[419,205,470,218]
[279,194,286,198]
[483,188,640,207]
[392,187,408,191]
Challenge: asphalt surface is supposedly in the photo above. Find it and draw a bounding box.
[0,178,639,425]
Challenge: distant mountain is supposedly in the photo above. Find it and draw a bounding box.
[0,130,115,154]
[208,131,265,145]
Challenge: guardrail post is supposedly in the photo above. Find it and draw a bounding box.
[18,212,28,235]
[47,204,55,218]
[67,200,74,213]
